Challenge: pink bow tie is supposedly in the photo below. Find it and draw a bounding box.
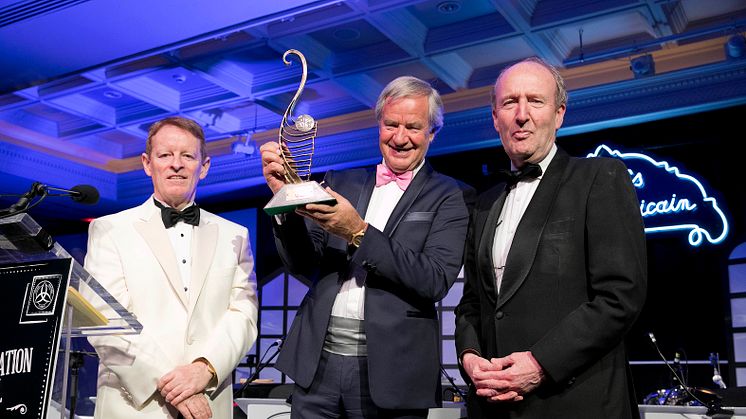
[376,164,413,190]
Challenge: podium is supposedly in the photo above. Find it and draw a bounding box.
[0,213,142,418]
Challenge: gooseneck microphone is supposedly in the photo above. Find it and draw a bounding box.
[646,333,732,416]
[47,184,100,205]
[233,337,285,398]
[1,182,99,219]
[647,332,706,406]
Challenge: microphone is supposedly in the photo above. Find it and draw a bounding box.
[46,184,99,205]
[233,336,285,398]
[673,351,685,386]
[646,333,732,415]
[647,332,706,406]
[710,352,727,389]
[272,337,284,350]
[1,182,100,220]
[5,183,99,210]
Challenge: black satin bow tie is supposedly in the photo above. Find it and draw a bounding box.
[153,199,200,228]
[499,163,543,188]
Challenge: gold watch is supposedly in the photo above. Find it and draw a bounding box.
[350,225,367,247]
[195,357,217,382]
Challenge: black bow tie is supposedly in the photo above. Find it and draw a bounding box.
[153,199,200,228]
[499,163,543,188]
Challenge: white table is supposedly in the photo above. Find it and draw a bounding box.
[639,404,746,418]
[234,398,466,419]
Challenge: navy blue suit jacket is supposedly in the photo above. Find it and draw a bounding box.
[274,163,474,410]
[456,148,647,418]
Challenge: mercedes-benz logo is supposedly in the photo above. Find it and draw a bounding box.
[32,280,55,310]
[294,114,315,132]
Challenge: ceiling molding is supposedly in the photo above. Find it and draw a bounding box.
[2,0,745,219]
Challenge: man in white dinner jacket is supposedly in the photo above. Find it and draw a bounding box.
[84,116,258,419]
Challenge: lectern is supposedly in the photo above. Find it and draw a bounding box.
[0,213,142,418]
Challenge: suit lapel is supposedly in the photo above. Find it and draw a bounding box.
[383,163,432,237]
[354,169,377,220]
[497,149,570,310]
[477,187,508,307]
[188,217,218,314]
[134,201,188,308]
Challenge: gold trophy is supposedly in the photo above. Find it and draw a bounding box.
[264,49,336,215]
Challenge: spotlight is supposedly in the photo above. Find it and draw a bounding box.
[103,90,122,99]
[725,34,746,59]
[232,137,256,156]
[437,1,461,14]
[630,54,655,78]
[231,141,256,157]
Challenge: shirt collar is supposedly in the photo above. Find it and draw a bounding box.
[379,158,426,178]
[510,143,557,180]
[152,195,195,210]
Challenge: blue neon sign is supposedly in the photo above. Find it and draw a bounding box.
[587,145,728,247]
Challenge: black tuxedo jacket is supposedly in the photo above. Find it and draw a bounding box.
[455,148,647,419]
[274,163,474,410]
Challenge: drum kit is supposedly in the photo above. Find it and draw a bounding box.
[643,384,721,406]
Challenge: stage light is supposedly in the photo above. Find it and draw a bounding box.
[630,54,655,78]
[232,134,256,156]
[233,104,260,157]
[725,34,746,59]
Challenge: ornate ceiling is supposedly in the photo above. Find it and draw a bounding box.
[0,0,745,220]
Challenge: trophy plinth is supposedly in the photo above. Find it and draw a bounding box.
[264,182,336,215]
[263,49,336,215]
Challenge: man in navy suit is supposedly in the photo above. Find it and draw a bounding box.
[455,58,647,418]
[261,76,474,418]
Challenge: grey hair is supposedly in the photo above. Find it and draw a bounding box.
[491,57,567,110]
[375,76,444,134]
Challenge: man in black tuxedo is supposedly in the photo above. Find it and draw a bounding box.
[455,58,647,418]
[261,76,474,418]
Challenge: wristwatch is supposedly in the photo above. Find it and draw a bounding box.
[195,357,217,383]
[350,225,367,248]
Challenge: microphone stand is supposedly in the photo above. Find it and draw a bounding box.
[233,341,283,398]
[647,333,732,416]
[711,352,727,389]
[69,351,84,418]
[0,183,47,220]
[67,350,97,418]
[0,182,99,220]
[440,366,466,402]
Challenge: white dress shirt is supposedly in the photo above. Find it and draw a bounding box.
[492,144,557,294]
[154,197,196,293]
[330,159,425,320]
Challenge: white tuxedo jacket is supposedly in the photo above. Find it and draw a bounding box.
[83,199,258,419]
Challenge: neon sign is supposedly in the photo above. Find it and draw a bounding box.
[587,145,728,247]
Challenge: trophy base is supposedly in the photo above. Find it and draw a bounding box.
[264,181,337,215]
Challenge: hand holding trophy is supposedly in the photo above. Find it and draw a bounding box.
[263,49,336,215]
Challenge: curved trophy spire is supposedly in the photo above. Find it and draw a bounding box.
[278,49,318,184]
[263,50,336,215]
